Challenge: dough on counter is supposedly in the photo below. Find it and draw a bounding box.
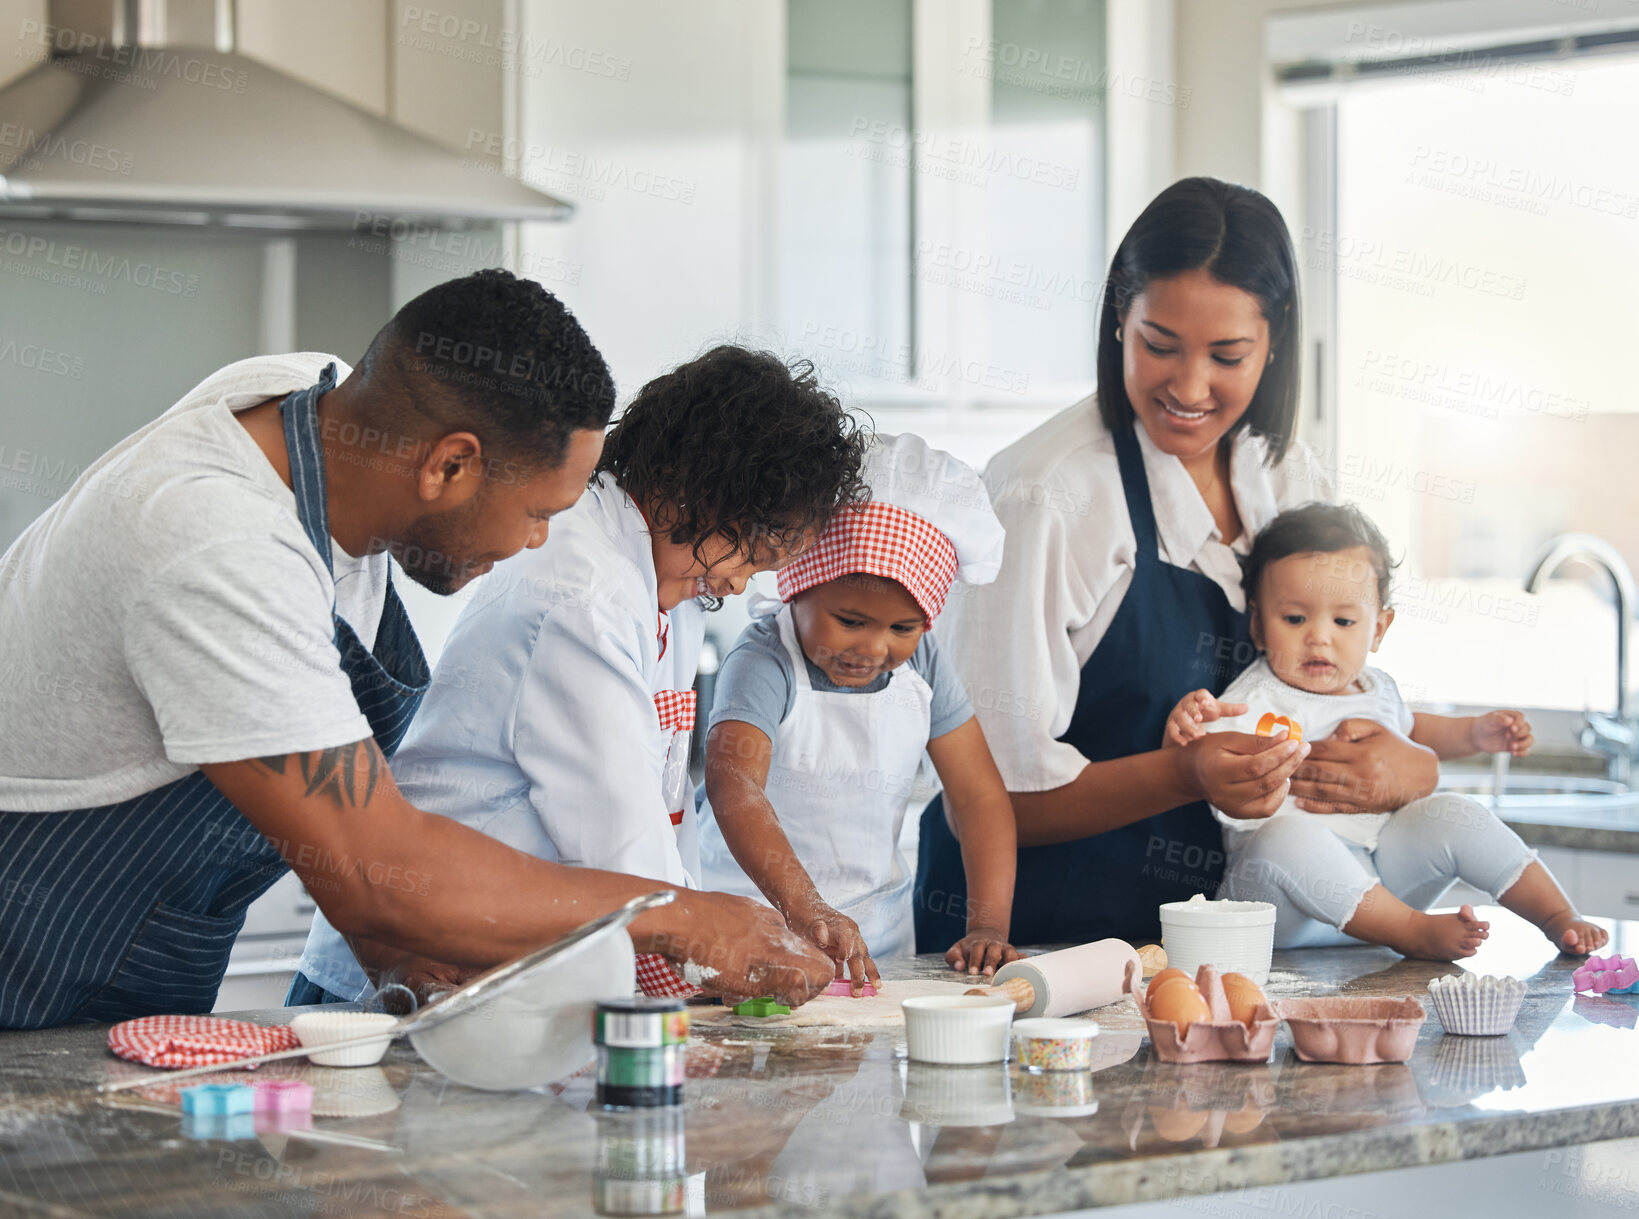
[688,979,978,1028]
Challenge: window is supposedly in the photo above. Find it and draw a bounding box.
[1298,44,1639,711]
[781,0,1105,413]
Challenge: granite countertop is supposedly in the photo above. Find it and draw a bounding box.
[1504,809,1639,855]
[3,911,1638,1218]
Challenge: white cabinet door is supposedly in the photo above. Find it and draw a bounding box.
[1575,851,1639,920]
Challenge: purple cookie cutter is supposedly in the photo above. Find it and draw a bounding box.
[1572,954,1639,995]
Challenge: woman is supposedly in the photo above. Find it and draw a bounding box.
[916,177,1440,949]
[293,346,868,1003]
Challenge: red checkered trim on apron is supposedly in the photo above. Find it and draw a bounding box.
[653,690,696,733]
[108,1015,301,1070]
[776,500,959,623]
[634,952,702,998]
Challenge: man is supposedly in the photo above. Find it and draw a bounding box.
[0,269,831,1029]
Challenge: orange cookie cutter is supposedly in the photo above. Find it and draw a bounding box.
[1255,713,1303,743]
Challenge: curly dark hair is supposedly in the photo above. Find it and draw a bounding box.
[363,268,616,471]
[1241,502,1398,607]
[599,346,870,599]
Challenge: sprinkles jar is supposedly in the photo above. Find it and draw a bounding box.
[1011,1017,1099,1072]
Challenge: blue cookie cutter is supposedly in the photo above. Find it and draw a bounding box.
[180,1083,255,1116]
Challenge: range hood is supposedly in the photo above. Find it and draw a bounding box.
[0,0,570,230]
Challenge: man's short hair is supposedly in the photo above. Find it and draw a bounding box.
[366,268,615,470]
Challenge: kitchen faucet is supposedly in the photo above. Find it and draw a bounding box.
[1525,533,1637,785]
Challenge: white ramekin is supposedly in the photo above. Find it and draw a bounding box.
[1160,894,1276,985]
[290,1011,399,1067]
[901,994,1015,1065]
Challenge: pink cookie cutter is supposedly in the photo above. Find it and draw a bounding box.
[1572,954,1639,995]
[824,979,878,998]
[252,1080,313,1114]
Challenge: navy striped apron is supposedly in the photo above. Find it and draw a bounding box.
[0,364,429,1029]
[914,423,1252,949]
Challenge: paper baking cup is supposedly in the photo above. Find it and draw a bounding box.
[290,1012,398,1067]
[1426,973,1526,1036]
[901,995,1015,1065]
[1159,895,1276,985]
[304,1066,402,1118]
[1012,1018,1099,1072]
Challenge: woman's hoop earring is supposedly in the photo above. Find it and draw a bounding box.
[1114,327,1124,343]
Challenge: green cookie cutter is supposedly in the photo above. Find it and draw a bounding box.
[731,997,791,1017]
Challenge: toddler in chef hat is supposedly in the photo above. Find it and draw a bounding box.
[695,433,1021,991]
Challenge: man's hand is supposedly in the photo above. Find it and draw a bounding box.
[948,927,1020,978]
[787,898,880,994]
[1472,709,1533,757]
[637,889,834,1007]
[1184,731,1309,819]
[1291,719,1438,814]
[1164,690,1248,748]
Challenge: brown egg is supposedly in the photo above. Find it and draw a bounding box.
[1141,975,1194,1013]
[1149,1104,1209,1141]
[1146,977,1211,1032]
[1221,973,1268,1027]
[1148,967,1189,991]
[1222,1105,1266,1134]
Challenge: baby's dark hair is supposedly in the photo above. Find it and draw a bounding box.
[599,346,870,604]
[1242,502,1398,607]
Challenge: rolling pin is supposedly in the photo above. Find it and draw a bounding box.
[966,940,1165,1017]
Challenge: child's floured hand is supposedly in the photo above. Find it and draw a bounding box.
[947,928,1021,978]
[1164,690,1248,748]
[1472,709,1533,756]
[789,900,880,993]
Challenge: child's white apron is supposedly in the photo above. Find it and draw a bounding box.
[699,604,932,959]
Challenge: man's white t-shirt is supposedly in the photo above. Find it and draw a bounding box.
[0,353,391,812]
[1205,656,1417,850]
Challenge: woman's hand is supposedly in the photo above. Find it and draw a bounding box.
[1164,689,1248,748]
[1184,731,1309,819]
[948,928,1021,978]
[1290,719,1438,814]
[1471,709,1533,757]
[639,889,835,1007]
[786,897,880,993]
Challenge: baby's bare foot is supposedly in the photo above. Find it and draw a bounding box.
[1544,912,1608,956]
[1398,904,1489,961]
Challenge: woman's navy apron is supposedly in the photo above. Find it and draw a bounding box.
[0,364,430,1029]
[915,423,1253,950]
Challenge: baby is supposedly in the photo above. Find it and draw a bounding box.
[1165,502,1606,961]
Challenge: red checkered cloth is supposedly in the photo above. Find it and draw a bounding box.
[108,1015,301,1070]
[653,690,696,732]
[776,500,959,624]
[635,952,702,998]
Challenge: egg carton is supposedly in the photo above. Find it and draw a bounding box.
[1270,996,1425,1064]
[1124,961,1277,1064]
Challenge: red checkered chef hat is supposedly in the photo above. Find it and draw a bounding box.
[776,433,1004,623]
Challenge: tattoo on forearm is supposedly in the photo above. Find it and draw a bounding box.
[255,742,382,808]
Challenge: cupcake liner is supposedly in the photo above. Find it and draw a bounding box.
[290,1011,398,1067]
[1426,973,1525,1036]
[1421,1032,1527,1107]
[305,1066,402,1118]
